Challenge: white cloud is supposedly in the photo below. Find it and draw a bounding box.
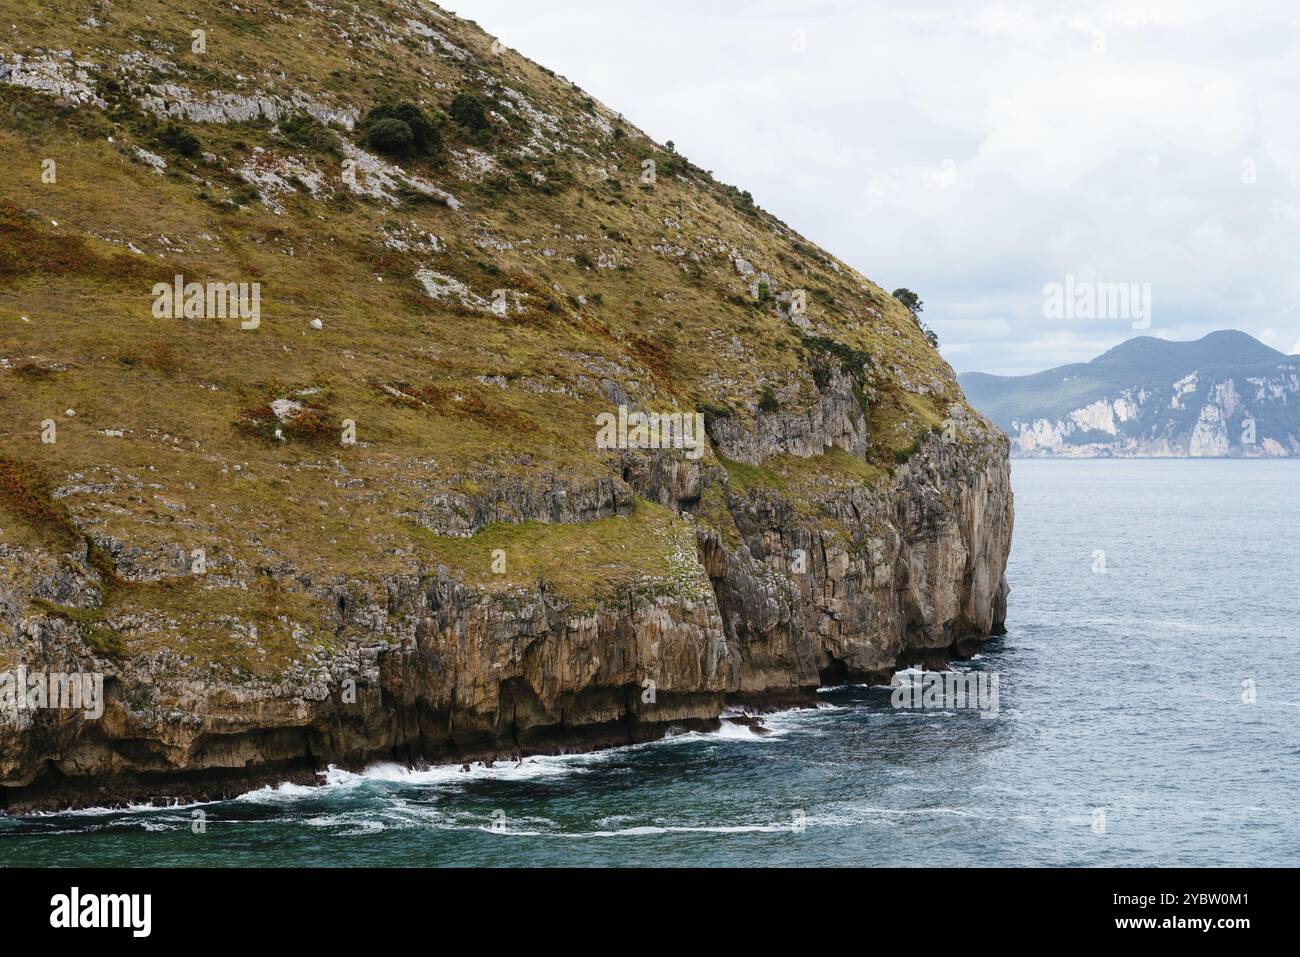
[451,0,1300,375]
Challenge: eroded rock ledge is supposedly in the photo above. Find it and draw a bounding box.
[0,426,1011,814]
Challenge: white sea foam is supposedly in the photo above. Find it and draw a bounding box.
[471,820,806,838]
[236,779,344,804]
[710,720,774,741]
[21,797,214,818]
[468,803,986,839]
[18,702,811,824]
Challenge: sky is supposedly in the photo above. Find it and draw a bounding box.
[446,0,1300,376]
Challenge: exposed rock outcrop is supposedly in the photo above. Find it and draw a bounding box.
[1,423,1010,813]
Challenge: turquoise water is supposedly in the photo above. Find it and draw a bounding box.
[3,459,1298,867]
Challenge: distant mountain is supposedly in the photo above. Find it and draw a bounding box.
[959,331,1300,457]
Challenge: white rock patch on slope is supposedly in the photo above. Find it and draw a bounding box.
[238,148,326,211]
[0,54,105,107]
[1189,403,1230,457]
[1209,379,1241,418]
[133,147,168,173]
[138,82,358,130]
[451,148,500,182]
[1170,372,1198,409]
[269,399,304,422]
[1071,392,1143,434]
[340,142,461,208]
[1014,418,1070,453]
[414,269,527,316]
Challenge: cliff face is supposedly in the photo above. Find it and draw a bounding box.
[1,426,1010,811]
[1003,367,1300,457]
[0,0,1011,811]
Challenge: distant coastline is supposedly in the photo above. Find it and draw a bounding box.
[961,331,1300,459]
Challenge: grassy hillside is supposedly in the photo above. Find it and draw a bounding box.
[1,0,968,672]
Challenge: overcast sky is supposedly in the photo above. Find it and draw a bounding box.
[446,1,1300,375]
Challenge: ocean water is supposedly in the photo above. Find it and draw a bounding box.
[3,459,1297,867]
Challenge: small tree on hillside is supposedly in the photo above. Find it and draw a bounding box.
[366,118,415,156]
[449,92,490,132]
[892,288,939,349]
[892,288,922,317]
[361,102,443,158]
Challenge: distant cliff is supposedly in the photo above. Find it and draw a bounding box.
[959,331,1300,457]
[0,0,1011,811]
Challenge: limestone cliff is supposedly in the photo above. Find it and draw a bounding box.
[0,0,1011,811]
[960,331,1300,458]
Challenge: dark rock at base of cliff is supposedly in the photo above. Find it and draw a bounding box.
[722,713,772,735]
